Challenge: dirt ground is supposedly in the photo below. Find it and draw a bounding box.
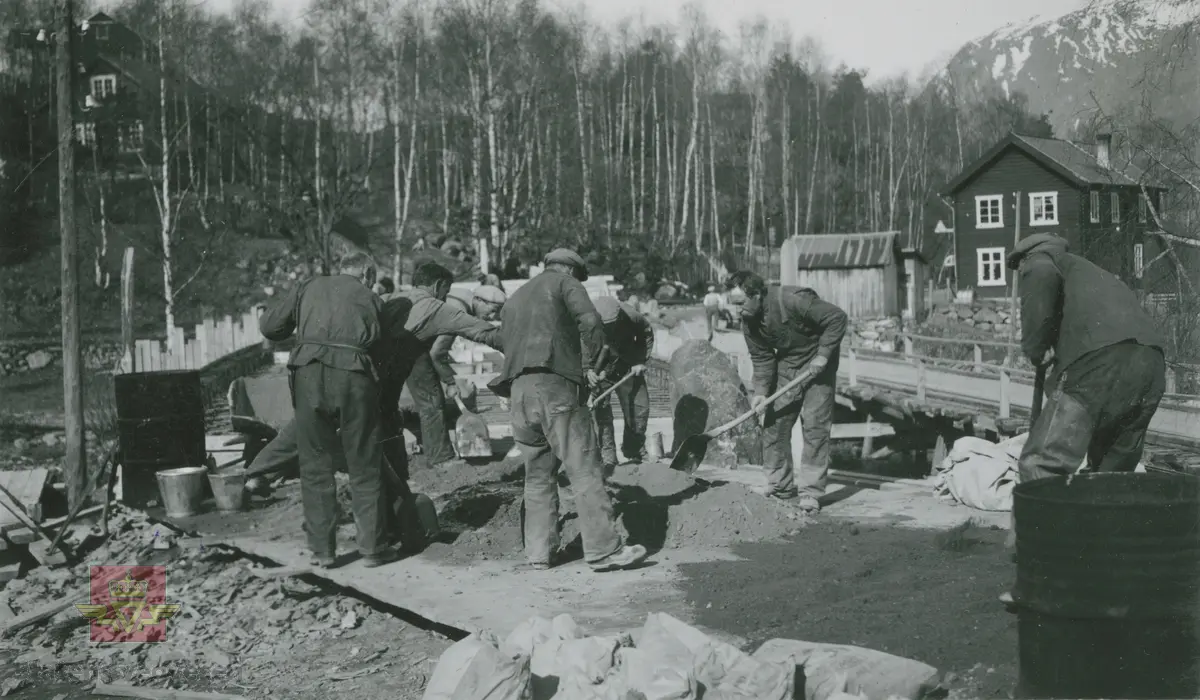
[680,519,1018,699]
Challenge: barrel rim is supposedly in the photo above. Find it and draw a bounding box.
[1013,472,1199,507]
[114,369,204,379]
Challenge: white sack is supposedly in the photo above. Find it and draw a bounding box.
[616,648,698,700]
[753,639,940,700]
[639,614,795,700]
[424,631,533,700]
[506,616,556,658]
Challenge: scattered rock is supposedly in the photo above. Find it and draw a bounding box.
[0,678,27,696]
[24,350,53,370]
[12,438,27,452]
[340,611,360,630]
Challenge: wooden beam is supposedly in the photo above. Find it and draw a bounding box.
[832,422,896,440]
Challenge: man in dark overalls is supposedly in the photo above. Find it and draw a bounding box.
[259,252,398,569]
[731,270,848,514]
[590,296,655,472]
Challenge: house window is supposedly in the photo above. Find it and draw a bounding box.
[1029,192,1059,226]
[1090,191,1100,223]
[118,120,144,153]
[96,24,109,41]
[1139,194,1148,223]
[1110,192,1120,223]
[975,195,1003,229]
[74,122,96,146]
[90,74,116,99]
[977,247,1006,287]
[1134,243,1144,279]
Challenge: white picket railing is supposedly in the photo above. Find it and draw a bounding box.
[120,308,266,374]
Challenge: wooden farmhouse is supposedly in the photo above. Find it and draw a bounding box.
[780,231,929,320]
[940,131,1169,298]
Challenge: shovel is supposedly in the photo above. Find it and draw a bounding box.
[1031,365,1046,424]
[452,395,492,459]
[589,370,636,409]
[669,371,814,474]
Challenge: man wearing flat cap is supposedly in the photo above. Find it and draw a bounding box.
[591,296,655,472]
[489,247,648,572]
[1006,233,1166,485]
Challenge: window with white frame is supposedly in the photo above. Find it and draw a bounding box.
[118,121,144,153]
[975,195,1003,229]
[1029,192,1059,226]
[74,122,96,146]
[1110,192,1121,223]
[1090,191,1100,223]
[976,247,1006,287]
[90,74,116,99]
[1134,243,1144,279]
[1157,191,1167,215]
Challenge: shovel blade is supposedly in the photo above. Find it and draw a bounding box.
[455,412,493,458]
[668,434,711,473]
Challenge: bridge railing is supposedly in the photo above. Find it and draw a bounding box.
[847,332,1200,417]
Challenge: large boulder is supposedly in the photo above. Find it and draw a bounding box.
[667,339,762,467]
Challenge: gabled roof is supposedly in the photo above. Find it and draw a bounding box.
[791,232,900,269]
[86,12,116,23]
[941,132,1166,196]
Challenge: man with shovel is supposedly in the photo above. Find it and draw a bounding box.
[385,263,504,469]
[490,248,648,572]
[590,296,655,473]
[730,271,848,513]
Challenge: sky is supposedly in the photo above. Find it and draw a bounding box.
[204,0,1089,81]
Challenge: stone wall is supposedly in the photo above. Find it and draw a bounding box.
[0,341,124,376]
[849,300,1021,352]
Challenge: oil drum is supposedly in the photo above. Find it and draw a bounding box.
[114,370,206,508]
[1012,472,1200,698]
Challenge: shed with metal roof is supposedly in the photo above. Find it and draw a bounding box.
[780,231,912,318]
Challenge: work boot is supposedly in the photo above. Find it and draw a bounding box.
[589,544,648,572]
[309,553,336,569]
[796,496,821,514]
[362,547,401,568]
[245,477,273,498]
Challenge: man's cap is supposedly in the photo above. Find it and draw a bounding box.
[472,285,507,304]
[707,285,716,292]
[544,248,589,279]
[593,295,623,324]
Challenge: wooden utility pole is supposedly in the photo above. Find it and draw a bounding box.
[57,0,86,510]
[1010,192,1022,362]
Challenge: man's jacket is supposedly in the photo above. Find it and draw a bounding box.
[383,288,501,384]
[491,269,605,395]
[742,286,849,397]
[600,303,656,376]
[259,275,381,377]
[1012,233,1166,378]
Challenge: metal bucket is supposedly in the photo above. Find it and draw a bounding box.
[208,470,247,512]
[156,467,208,518]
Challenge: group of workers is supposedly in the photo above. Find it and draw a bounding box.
[254,228,1166,578]
[256,248,651,571]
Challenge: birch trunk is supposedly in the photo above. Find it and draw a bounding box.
[157,13,176,349]
[574,61,593,222]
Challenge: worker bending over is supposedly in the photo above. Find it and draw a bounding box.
[1009,233,1166,482]
[731,271,848,514]
[422,283,507,428]
[386,263,504,468]
[244,296,431,552]
[490,248,647,572]
[259,253,398,569]
[591,296,654,472]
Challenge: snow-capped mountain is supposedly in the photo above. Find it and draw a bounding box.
[941,0,1200,136]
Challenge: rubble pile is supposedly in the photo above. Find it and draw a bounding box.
[0,506,430,694]
[923,301,1019,335]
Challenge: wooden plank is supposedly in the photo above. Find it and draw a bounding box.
[4,528,38,544]
[0,469,48,531]
[831,422,895,440]
[0,592,83,638]
[93,683,249,700]
[28,540,67,567]
[0,563,19,583]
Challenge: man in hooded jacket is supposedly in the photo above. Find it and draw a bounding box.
[1007,232,1167,483]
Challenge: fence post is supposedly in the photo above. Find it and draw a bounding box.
[999,369,1011,419]
[916,358,927,403]
[903,335,914,362]
[1166,368,1177,395]
[973,344,983,373]
[848,348,858,387]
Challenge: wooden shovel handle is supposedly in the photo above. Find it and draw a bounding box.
[453,396,470,414]
[590,371,635,406]
[705,371,814,438]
